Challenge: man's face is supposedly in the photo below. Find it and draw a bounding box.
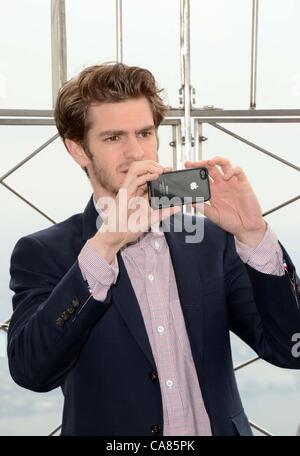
[84,97,158,198]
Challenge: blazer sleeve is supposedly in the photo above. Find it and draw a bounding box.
[224,231,300,369]
[8,235,112,392]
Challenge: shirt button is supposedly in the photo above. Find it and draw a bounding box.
[72,298,80,308]
[149,372,158,383]
[154,241,160,250]
[61,312,69,321]
[157,326,165,334]
[67,306,75,315]
[55,318,64,327]
[166,380,174,388]
[151,424,161,435]
[148,274,154,281]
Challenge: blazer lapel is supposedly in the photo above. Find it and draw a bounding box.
[112,253,157,369]
[82,195,100,241]
[81,195,157,369]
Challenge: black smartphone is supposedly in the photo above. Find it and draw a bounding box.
[147,167,211,209]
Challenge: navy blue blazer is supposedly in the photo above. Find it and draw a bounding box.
[8,195,300,436]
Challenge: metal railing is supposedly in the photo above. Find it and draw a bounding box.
[1,0,299,437]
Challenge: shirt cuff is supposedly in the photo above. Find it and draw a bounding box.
[78,240,119,301]
[234,223,285,276]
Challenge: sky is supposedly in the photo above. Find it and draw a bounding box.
[0,0,300,436]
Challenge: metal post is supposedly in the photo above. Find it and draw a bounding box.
[175,123,183,170]
[250,0,259,108]
[51,0,67,107]
[180,0,193,164]
[116,0,123,62]
[194,119,203,162]
[171,125,177,170]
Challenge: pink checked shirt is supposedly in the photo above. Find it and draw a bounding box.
[78,199,284,436]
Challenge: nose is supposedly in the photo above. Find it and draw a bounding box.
[124,135,145,160]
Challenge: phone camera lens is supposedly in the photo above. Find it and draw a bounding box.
[200,169,207,180]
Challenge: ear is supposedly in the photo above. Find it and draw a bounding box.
[65,138,91,168]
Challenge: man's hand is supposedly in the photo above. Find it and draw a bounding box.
[89,160,180,262]
[185,156,267,247]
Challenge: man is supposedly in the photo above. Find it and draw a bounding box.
[8,63,300,436]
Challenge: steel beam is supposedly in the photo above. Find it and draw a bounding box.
[51,0,67,107]
[250,0,259,108]
[116,0,123,62]
[180,0,193,163]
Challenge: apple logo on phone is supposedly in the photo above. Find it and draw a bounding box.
[190,182,199,190]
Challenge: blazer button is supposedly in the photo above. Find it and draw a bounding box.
[72,298,79,308]
[67,306,75,315]
[56,317,64,327]
[149,371,158,382]
[151,424,161,435]
[61,311,69,321]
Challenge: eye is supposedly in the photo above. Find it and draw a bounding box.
[105,135,120,142]
[139,131,153,138]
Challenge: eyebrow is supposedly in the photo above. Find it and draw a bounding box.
[98,125,156,138]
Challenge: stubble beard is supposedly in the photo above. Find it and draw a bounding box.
[85,145,119,196]
[92,160,119,195]
[84,143,159,198]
